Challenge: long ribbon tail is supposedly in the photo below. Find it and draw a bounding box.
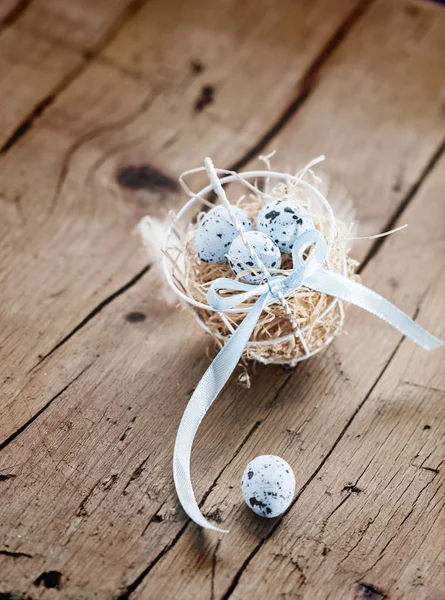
[306,270,443,350]
[173,295,267,532]
[173,259,442,532]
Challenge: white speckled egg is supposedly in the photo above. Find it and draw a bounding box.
[195,205,253,264]
[228,231,281,284]
[257,200,314,253]
[241,455,295,518]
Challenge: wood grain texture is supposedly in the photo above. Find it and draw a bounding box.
[226,163,445,600]
[16,0,144,51]
[241,0,445,261]
[0,0,148,150]
[0,0,30,26]
[0,0,444,599]
[0,27,82,146]
[0,0,363,441]
[1,155,443,599]
[130,152,445,600]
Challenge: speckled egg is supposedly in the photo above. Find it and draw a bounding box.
[257,200,314,253]
[195,205,253,264]
[228,231,281,284]
[241,455,295,518]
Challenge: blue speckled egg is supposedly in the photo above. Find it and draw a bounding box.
[228,231,281,284]
[241,455,295,518]
[257,200,314,253]
[195,205,253,264]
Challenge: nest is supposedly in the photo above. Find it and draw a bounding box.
[162,162,358,367]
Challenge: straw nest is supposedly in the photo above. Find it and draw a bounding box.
[163,170,358,367]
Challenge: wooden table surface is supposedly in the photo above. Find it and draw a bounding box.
[1,0,445,598]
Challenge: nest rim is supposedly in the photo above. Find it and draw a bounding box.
[160,168,352,365]
[162,169,338,317]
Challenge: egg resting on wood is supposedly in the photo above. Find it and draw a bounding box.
[241,455,296,518]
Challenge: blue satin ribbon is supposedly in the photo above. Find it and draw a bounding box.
[173,230,443,532]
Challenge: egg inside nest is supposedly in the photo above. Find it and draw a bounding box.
[180,188,357,366]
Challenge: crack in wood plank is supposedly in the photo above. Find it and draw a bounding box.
[29,266,149,372]
[123,454,152,496]
[210,539,221,600]
[0,362,93,453]
[0,549,33,559]
[140,500,169,537]
[0,95,56,154]
[218,334,409,599]
[0,0,32,31]
[358,137,445,275]
[355,581,387,599]
[362,473,439,575]
[339,504,384,564]
[115,522,190,600]
[1,0,444,596]
[0,0,151,156]
[230,0,376,173]
[114,372,294,597]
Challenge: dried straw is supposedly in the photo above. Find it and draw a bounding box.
[163,169,358,367]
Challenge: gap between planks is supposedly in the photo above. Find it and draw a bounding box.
[112,38,445,600]
[115,378,294,599]
[7,121,445,460]
[0,0,377,449]
[0,0,150,154]
[0,0,372,156]
[0,0,32,32]
[358,137,445,274]
[115,291,435,599]
[1,0,443,595]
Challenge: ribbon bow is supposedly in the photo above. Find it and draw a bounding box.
[173,229,443,532]
[208,228,328,312]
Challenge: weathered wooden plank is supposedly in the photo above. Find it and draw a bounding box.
[223,165,445,600]
[1,148,442,599]
[0,62,154,442]
[0,0,27,25]
[127,150,445,600]
[1,1,444,598]
[0,27,82,146]
[243,0,445,262]
[0,0,147,149]
[15,0,143,51]
[0,0,363,441]
[0,15,444,600]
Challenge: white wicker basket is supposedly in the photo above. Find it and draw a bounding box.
[162,169,350,366]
